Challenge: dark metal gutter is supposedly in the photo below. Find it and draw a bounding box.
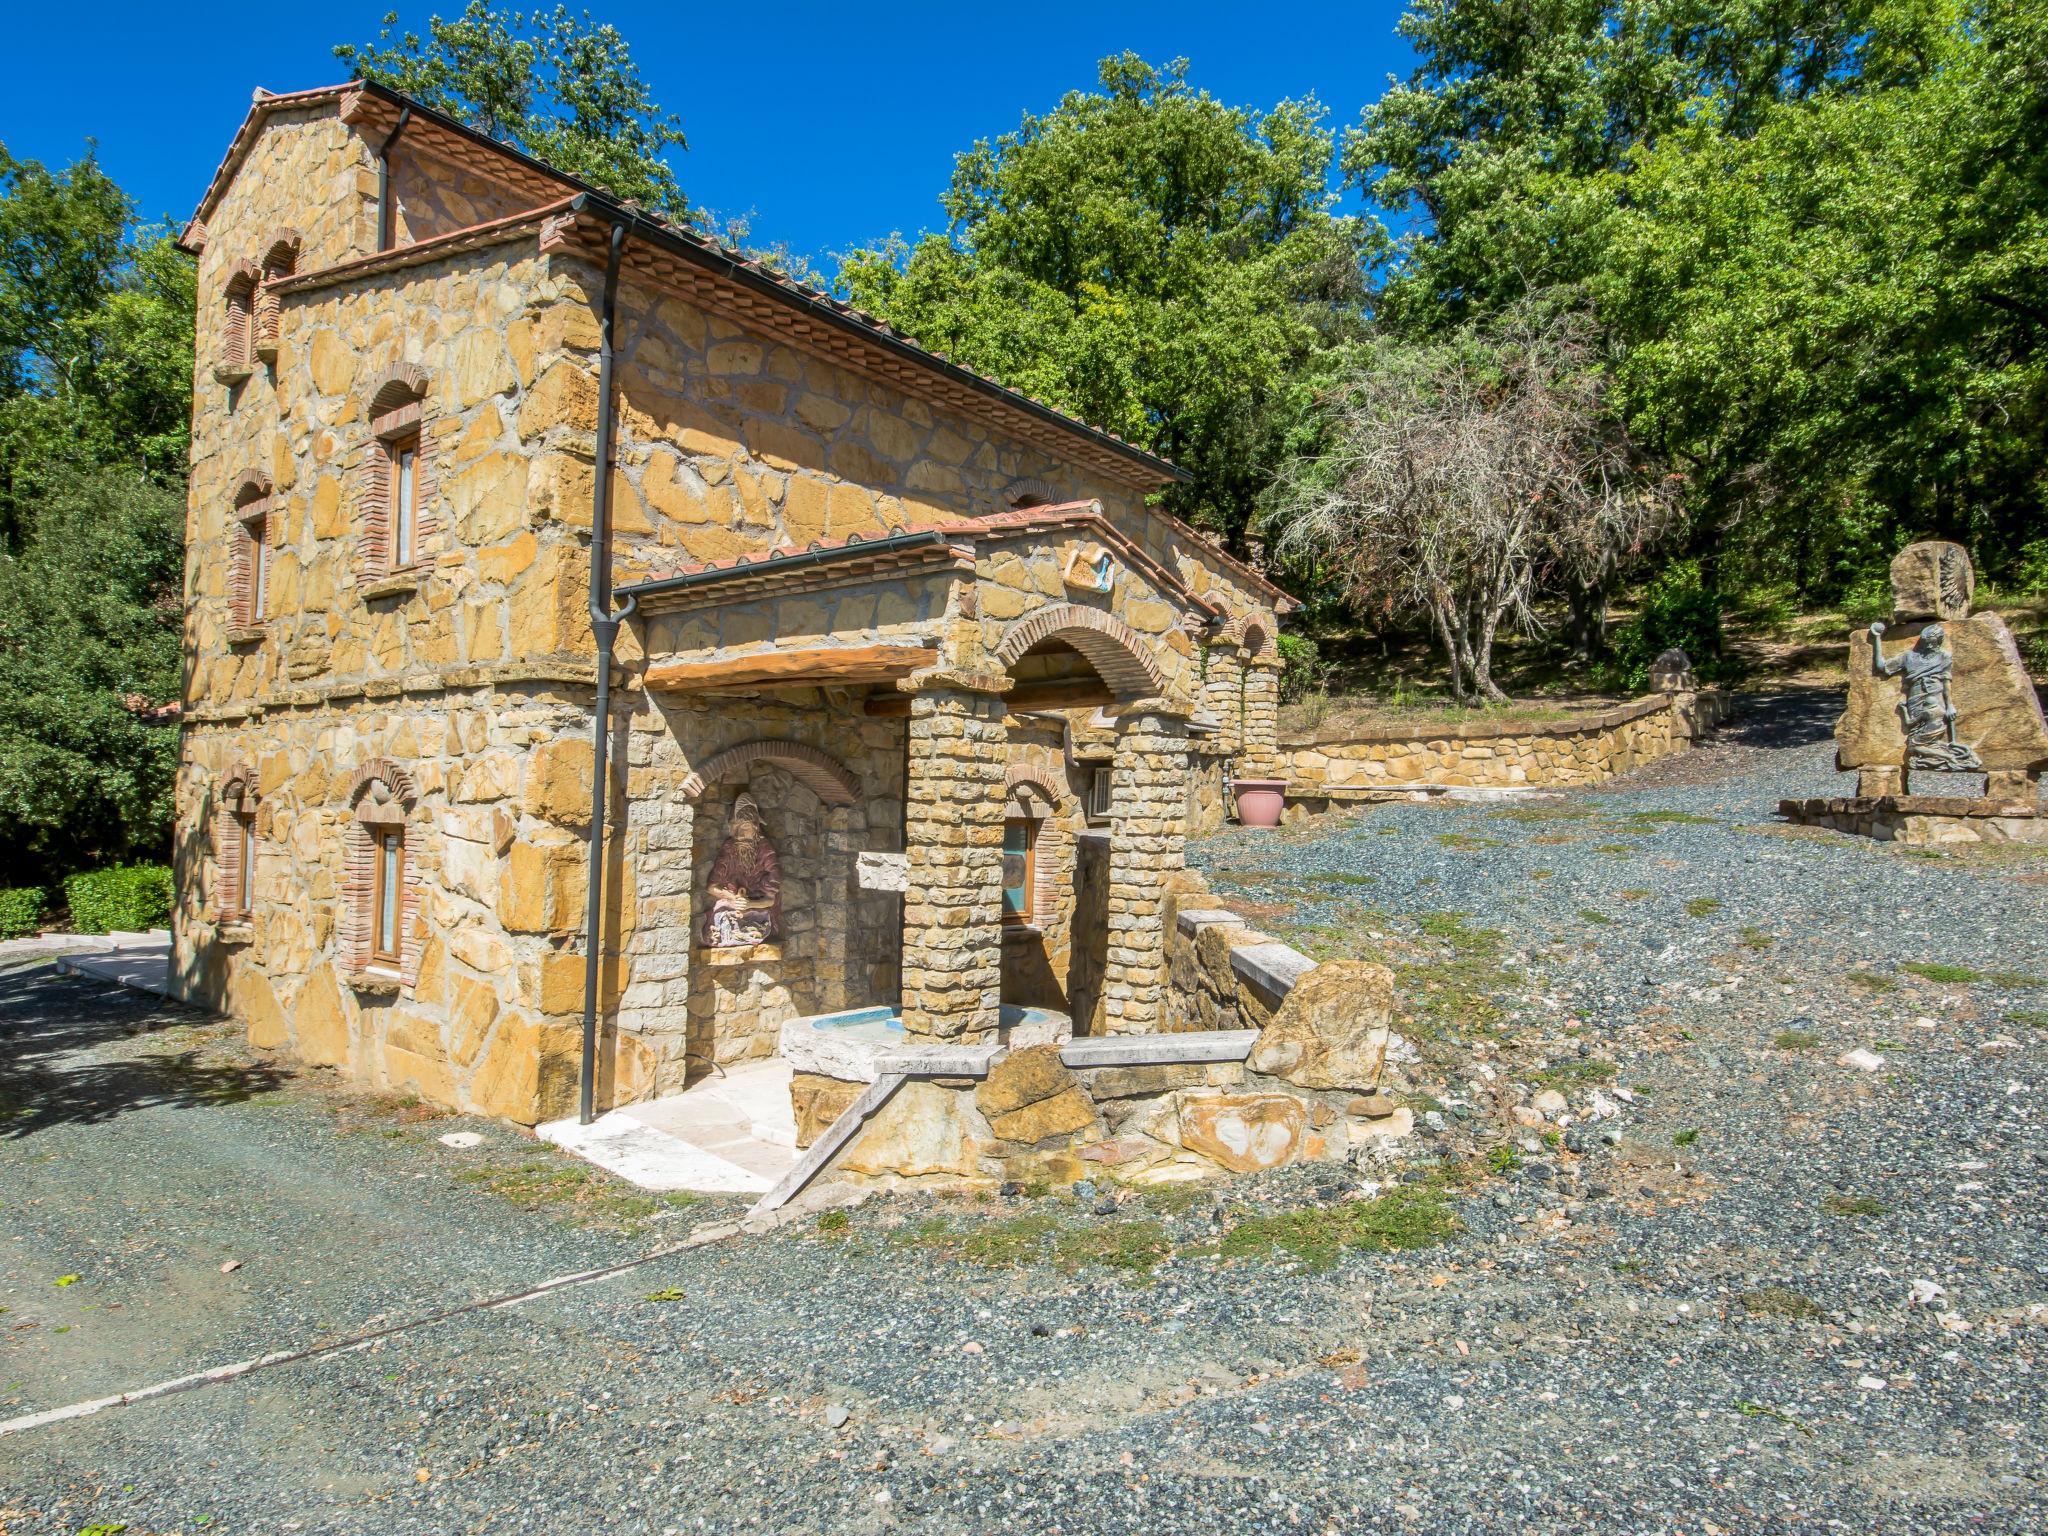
[578,220,636,1126]
[375,106,411,252]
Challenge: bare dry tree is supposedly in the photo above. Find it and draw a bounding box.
[1265,301,1678,702]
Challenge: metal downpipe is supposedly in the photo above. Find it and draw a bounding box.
[375,106,411,252]
[579,220,630,1126]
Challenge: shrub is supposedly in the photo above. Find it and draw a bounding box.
[63,863,173,935]
[0,886,46,938]
[1603,559,1724,691]
[1275,632,1325,703]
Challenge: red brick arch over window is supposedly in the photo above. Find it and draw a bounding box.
[214,763,259,919]
[679,740,860,808]
[1003,762,1064,812]
[221,258,260,370]
[994,603,1166,699]
[228,470,274,627]
[254,228,300,357]
[339,759,423,988]
[355,364,436,581]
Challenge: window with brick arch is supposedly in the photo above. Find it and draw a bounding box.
[358,368,436,581]
[229,475,273,630]
[254,232,300,360]
[214,768,259,923]
[221,260,259,372]
[342,762,422,987]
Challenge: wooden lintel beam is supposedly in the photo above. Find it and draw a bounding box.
[645,644,937,694]
[863,675,1115,719]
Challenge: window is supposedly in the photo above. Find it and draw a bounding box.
[1087,767,1114,821]
[371,826,404,964]
[215,767,259,925]
[237,510,269,623]
[344,760,420,988]
[228,474,274,631]
[223,275,254,368]
[360,366,433,582]
[255,233,299,358]
[388,435,420,569]
[1002,816,1037,927]
[235,809,258,917]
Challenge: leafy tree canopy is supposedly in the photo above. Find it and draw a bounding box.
[0,144,193,548]
[837,54,1373,543]
[336,3,690,219]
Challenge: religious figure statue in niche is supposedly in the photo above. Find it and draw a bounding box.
[1870,621,1983,772]
[700,792,782,947]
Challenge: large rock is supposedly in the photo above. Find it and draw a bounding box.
[1889,540,1975,621]
[1178,1092,1309,1173]
[1247,959,1396,1092]
[790,1071,864,1148]
[975,1044,1099,1145]
[1837,615,2048,772]
[838,1080,974,1179]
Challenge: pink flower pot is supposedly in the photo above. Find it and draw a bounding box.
[1232,778,1288,828]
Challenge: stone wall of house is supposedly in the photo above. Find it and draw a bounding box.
[610,692,906,1099]
[174,685,605,1125]
[1279,691,1731,795]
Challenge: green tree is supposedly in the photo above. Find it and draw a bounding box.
[0,468,185,882]
[837,54,1371,544]
[336,3,690,219]
[1595,0,2047,593]
[0,145,194,548]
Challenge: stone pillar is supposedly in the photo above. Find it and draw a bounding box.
[1103,709,1190,1034]
[900,685,1008,1042]
[1857,766,1904,799]
[1201,644,1247,756]
[1240,659,1282,777]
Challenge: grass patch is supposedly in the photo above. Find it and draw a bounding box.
[1532,1058,1618,1088]
[1629,810,1719,825]
[1416,910,1501,954]
[1672,1127,1701,1147]
[1529,868,1555,880]
[893,1212,1172,1276]
[1740,1286,1824,1321]
[1738,926,1773,951]
[1487,805,1595,823]
[1578,908,1613,924]
[454,1157,697,1232]
[1305,870,1379,887]
[2010,1009,2048,1030]
[1774,1028,1821,1049]
[1847,971,1896,993]
[1901,962,1982,984]
[1684,897,1722,917]
[1619,888,1652,901]
[1216,1181,1461,1271]
[1435,832,1500,851]
[817,1209,851,1235]
[1988,970,2046,988]
[1596,843,1638,855]
[1487,1144,1522,1174]
[1134,1183,1209,1216]
[1821,1193,1887,1218]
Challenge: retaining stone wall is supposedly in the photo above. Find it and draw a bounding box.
[1280,691,1730,795]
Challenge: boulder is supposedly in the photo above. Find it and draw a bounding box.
[1889,540,1974,621]
[1178,1093,1309,1173]
[975,1044,1099,1145]
[1246,959,1396,1092]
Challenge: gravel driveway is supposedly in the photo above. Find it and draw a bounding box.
[3,688,2044,1535]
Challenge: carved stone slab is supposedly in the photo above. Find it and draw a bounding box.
[856,851,908,892]
[1837,613,2048,771]
[1890,540,1975,621]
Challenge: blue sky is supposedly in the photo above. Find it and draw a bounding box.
[5,2,1418,274]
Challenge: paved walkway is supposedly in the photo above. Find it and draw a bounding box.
[538,1057,798,1194]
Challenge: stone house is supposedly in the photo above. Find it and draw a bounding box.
[171,80,1293,1128]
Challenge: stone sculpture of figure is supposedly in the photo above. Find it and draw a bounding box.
[1869,621,1983,772]
[700,792,782,948]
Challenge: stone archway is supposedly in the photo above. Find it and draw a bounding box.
[993,603,1166,699]
[680,739,860,807]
